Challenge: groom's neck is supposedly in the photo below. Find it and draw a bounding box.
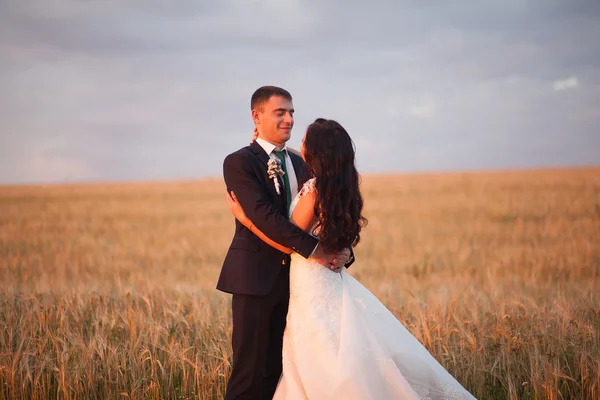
[258,135,286,150]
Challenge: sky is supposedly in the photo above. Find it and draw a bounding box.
[1,0,599,184]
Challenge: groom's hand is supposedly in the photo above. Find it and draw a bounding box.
[312,246,350,273]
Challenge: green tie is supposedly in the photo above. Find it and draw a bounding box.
[274,150,292,211]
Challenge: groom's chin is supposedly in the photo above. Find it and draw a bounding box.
[282,130,292,138]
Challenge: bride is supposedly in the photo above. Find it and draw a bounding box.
[227,118,477,399]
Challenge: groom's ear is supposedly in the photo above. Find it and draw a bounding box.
[251,109,261,125]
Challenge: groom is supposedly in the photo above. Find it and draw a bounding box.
[217,86,353,399]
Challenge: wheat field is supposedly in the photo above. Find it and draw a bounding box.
[1,168,599,399]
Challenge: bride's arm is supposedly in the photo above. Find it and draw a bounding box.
[226,191,316,253]
[289,191,317,231]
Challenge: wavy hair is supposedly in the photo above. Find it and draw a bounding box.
[302,118,368,254]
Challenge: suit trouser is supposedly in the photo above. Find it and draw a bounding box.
[225,266,290,400]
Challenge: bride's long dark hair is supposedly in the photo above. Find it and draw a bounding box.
[302,118,368,254]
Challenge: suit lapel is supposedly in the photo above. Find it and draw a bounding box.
[289,151,310,188]
[250,140,271,167]
[250,141,286,208]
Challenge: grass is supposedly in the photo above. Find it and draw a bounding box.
[1,168,599,399]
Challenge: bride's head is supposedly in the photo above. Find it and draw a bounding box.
[300,118,368,254]
[301,118,354,176]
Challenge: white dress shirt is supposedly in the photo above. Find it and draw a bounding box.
[255,137,299,199]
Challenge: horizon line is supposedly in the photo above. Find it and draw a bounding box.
[1,165,598,189]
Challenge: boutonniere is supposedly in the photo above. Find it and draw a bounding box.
[267,158,285,195]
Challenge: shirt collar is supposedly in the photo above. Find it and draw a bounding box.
[255,137,287,156]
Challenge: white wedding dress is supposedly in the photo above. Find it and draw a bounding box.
[273,178,476,400]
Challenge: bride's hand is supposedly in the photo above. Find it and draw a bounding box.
[312,245,343,273]
[334,248,351,267]
[226,191,251,227]
[250,128,258,144]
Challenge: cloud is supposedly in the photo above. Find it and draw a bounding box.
[1,0,599,184]
[552,76,579,91]
[23,155,92,183]
[408,97,437,119]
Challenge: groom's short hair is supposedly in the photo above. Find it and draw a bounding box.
[251,86,292,111]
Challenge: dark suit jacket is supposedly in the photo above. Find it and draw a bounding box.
[217,141,319,296]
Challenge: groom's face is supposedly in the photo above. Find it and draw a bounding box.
[254,95,294,147]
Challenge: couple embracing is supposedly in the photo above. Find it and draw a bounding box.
[217,86,476,400]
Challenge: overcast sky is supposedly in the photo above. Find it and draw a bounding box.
[1,0,599,184]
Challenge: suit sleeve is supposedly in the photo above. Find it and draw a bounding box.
[224,152,318,258]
